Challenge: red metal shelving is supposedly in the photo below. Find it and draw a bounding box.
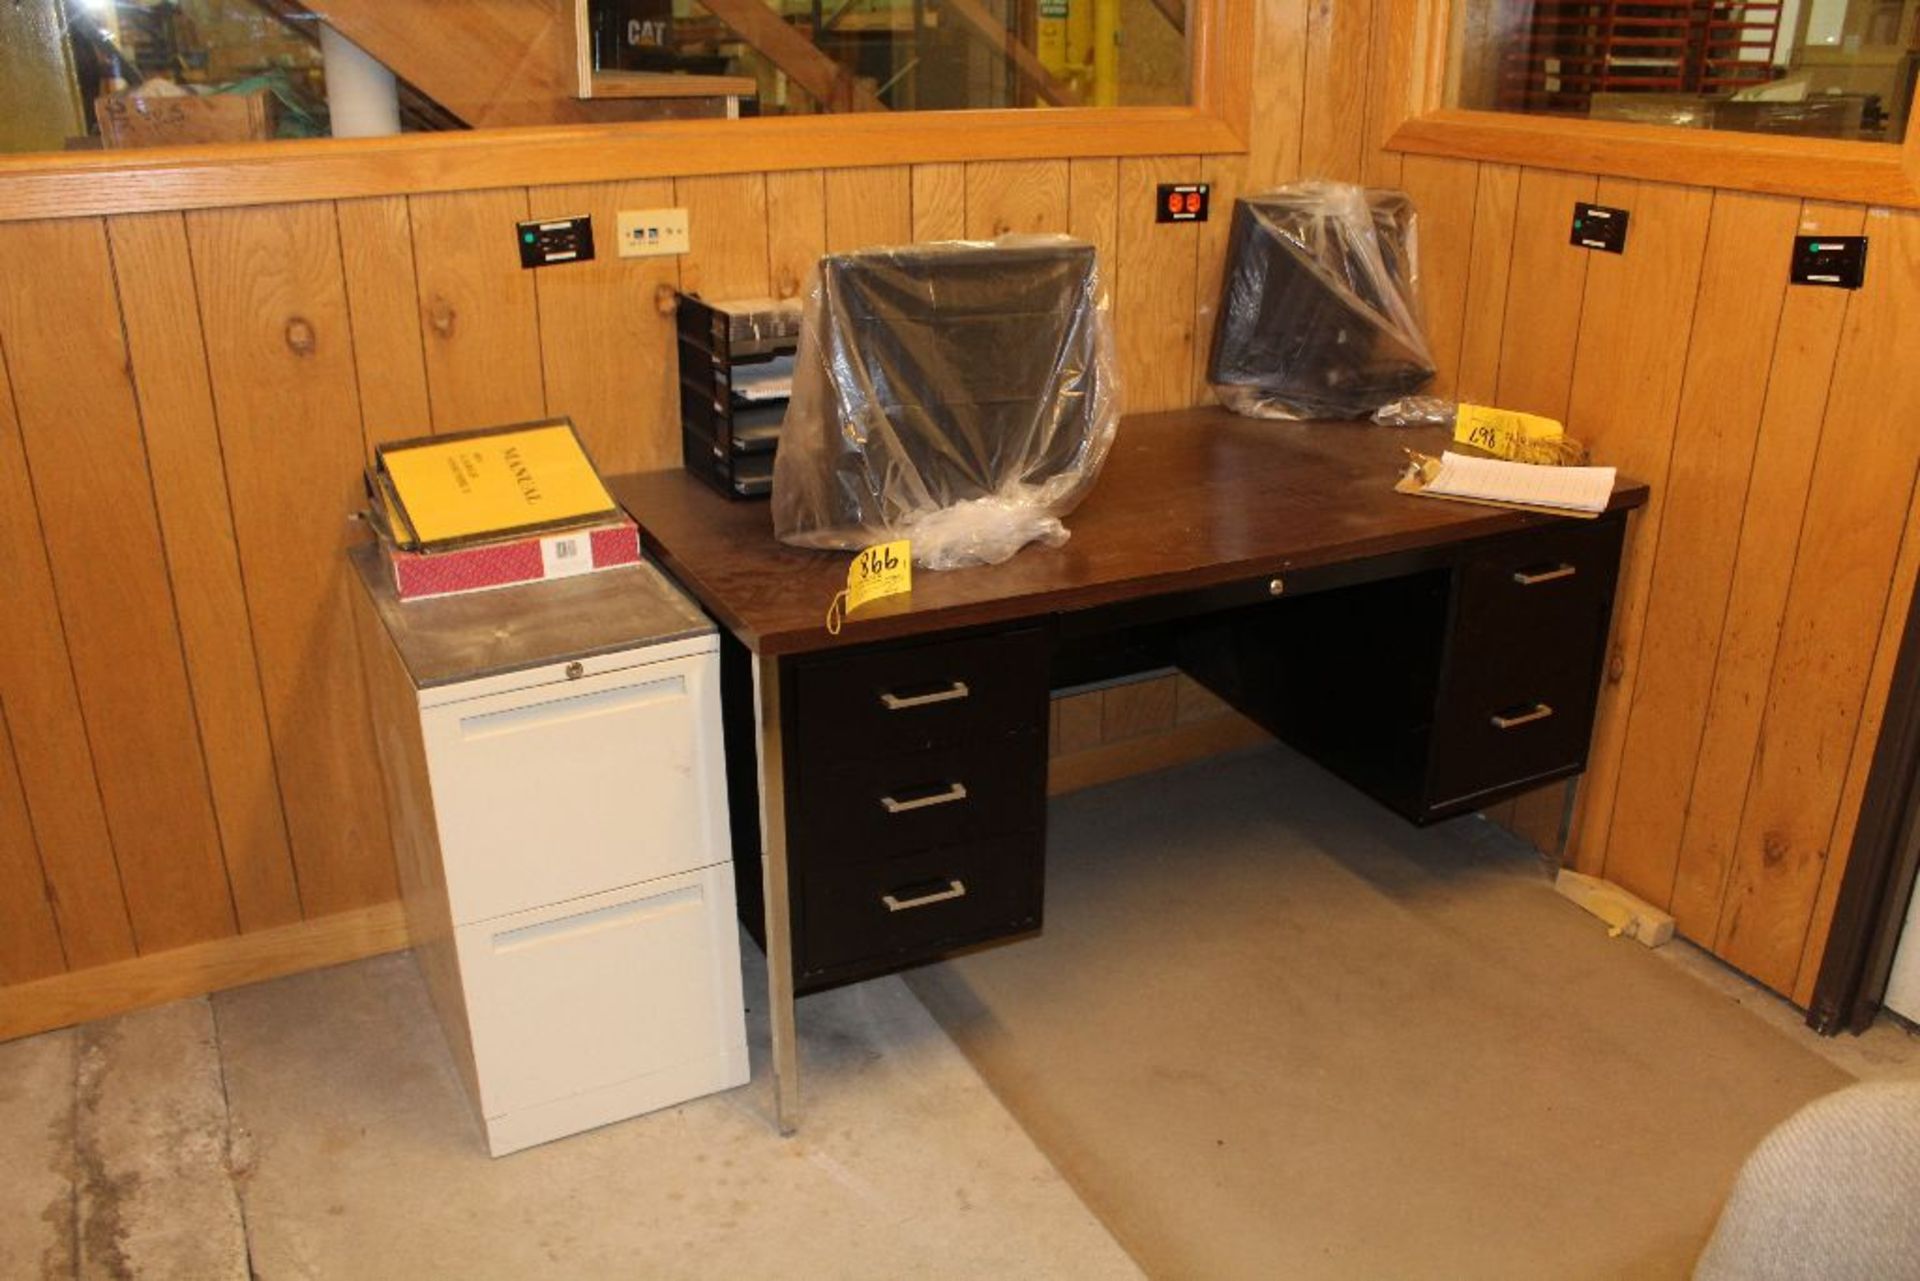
[1496,0,1781,113]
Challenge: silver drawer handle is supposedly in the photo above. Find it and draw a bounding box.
[879,782,968,814]
[1491,703,1555,730]
[1512,563,1577,586]
[879,680,970,710]
[882,879,968,912]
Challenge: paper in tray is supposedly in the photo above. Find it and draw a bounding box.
[731,354,795,403]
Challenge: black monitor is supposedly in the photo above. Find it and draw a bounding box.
[778,238,1109,532]
[1207,189,1433,419]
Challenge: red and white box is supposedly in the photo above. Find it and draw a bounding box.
[381,517,642,601]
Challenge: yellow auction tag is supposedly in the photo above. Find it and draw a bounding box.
[826,539,912,634]
[848,539,912,612]
[1454,403,1563,460]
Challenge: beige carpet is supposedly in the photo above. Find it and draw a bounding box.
[906,746,1852,1281]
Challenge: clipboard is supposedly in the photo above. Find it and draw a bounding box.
[1395,450,1607,521]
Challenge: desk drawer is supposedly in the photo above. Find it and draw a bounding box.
[793,627,1049,760]
[1427,521,1623,809]
[1453,520,1623,658]
[795,736,1046,866]
[798,833,1043,979]
[1426,675,1597,807]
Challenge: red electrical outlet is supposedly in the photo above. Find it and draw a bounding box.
[1156,183,1210,224]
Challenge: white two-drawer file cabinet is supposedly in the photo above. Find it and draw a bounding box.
[351,548,748,1156]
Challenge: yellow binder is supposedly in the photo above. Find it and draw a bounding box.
[374,419,619,552]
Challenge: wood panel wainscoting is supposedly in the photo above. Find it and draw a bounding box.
[1362,162,1920,1013]
[0,145,1307,1041]
[0,904,409,1044]
[1356,0,1920,1020]
[1050,674,1273,798]
[2,0,1917,1035]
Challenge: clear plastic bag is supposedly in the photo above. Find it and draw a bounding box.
[1371,395,1456,427]
[771,235,1120,571]
[1207,181,1435,420]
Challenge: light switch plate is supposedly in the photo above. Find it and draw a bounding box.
[616,208,691,258]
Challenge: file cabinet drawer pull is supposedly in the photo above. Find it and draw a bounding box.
[882,879,968,912]
[879,680,971,710]
[1491,703,1555,730]
[1512,563,1577,587]
[879,782,969,814]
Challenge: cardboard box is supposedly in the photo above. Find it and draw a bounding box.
[97,90,275,149]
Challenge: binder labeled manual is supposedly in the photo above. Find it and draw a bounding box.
[371,419,621,552]
[365,418,640,602]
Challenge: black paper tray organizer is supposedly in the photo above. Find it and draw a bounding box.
[675,293,804,499]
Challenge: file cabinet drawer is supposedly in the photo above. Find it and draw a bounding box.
[794,736,1046,866]
[793,626,1049,760]
[456,867,747,1133]
[798,833,1043,981]
[420,652,728,926]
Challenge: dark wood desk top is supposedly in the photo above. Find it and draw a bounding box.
[610,407,1649,657]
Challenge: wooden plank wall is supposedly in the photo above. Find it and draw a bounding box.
[3,0,1917,1027]
[1344,50,1920,1005]
[1050,671,1273,794]
[0,131,1304,1034]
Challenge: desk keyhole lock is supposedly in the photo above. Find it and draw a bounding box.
[565,661,585,680]
[1268,577,1285,597]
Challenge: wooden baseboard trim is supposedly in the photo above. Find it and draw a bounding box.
[2,720,1266,1041]
[1047,713,1273,796]
[0,901,409,1043]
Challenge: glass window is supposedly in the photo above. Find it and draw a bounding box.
[7,1,332,153]
[606,0,1192,113]
[1447,0,1917,142]
[0,0,1194,158]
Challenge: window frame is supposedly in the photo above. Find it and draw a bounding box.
[1379,0,1920,208]
[0,0,1251,223]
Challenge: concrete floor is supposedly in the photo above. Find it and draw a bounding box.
[911,755,1920,1280]
[4,804,1916,1280]
[0,938,1140,1281]
[1652,940,1920,1084]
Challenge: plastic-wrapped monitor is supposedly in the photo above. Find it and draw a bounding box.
[771,235,1120,569]
[1207,182,1435,420]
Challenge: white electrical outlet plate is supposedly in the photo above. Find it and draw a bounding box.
[616,208,690,258]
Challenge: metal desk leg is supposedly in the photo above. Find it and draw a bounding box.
[1554,778,1583,858]
[754,656,800,1135]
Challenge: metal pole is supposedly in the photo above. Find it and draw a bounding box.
[754,655,801,1133]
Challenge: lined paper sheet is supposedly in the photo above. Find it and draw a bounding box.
[1425,451,1616,513]
[733,354,795,403]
